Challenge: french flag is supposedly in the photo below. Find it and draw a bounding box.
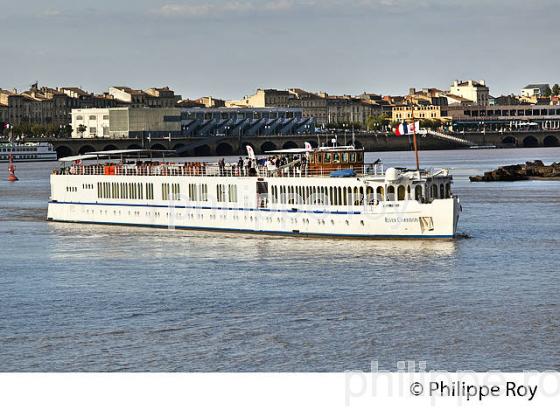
[395,121,420,136]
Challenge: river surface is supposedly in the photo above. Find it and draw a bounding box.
[0,148,559,372]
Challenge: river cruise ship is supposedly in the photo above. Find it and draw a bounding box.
[0,142,57,162]
[47,147,461,239]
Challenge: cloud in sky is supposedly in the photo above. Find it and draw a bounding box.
[151,0,435,18]
[155,1,293,17]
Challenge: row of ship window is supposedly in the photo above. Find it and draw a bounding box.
[0,148,38,152]
[97,182,155,200]
[75,182,451,204]
[1,155,38,160]
[93,182,237,204]
[270,183,452,206]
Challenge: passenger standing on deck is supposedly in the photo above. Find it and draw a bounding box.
[238,157,243,176]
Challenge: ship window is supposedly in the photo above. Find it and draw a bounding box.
[431,185,438,199]
[146,183,154,200]
[446,183,451,198]
[387,186,395,201]
[216,184,226,202]
[325,152,331,163]
[366,186,374,204]
[334,153,340,163]
[351,187,357,205]
[189,184,198,201]
[171,183,180,200]
[440,184,445,199]
[200,184,208,201]
[350,153,356,162]
[415,185,423,201]
[162,183,170,201]
[228,184,237,203]
[256,181,269,208]
[342,152,348,162]
[398,185,406,201]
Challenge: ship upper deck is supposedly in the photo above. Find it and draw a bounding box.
[52,148,451,181]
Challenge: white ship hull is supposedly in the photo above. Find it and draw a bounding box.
[47,174,460,239]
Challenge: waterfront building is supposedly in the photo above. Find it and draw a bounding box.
[449,80,490,106]
[287,89,329,126]
[0,102,8,127]
[324,95,382,126]
[71,108,111,138]
[180,107,314,137]
[226,88,382,127]
[444,94,473,106]
[392,105,447,121]
[226,88,292,108]
[492,95,522,106]
[447,104,560,132]
[1,84,121,128]
[108,86,181,108]
[521,84,551,98]
[195,96,226,108]
[406,88,449,107]
[71,107,182,138]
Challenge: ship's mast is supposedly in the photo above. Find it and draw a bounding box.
[411,105,420,173]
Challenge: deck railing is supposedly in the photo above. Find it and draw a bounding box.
[53,162,388,178]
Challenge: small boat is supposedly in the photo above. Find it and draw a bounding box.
[0,142,58,162]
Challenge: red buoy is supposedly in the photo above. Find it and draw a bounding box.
[7,154,18,182]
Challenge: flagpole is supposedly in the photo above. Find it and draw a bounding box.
[411,105,420,173]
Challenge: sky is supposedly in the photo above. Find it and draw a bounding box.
[0,0,559,100]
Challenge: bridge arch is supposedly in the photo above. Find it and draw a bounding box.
[523,136,539,148]
[194,144,211,156]
[544,135,559,147]
[260,141,277,154]
[151,143,167,151]
[501,136,517,145]
[103,144,118,151]
[282,141,298,150]
[78,145,96,155]
[55,145,73,158]
[216,142,233,156]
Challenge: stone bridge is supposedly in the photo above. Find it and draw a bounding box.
[30,130,560,158]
